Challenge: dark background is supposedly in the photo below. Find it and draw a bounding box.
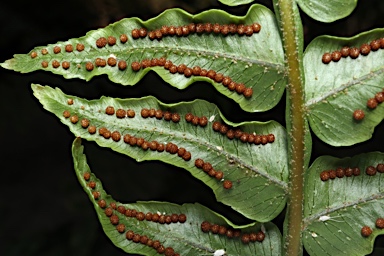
[0,0,383,255]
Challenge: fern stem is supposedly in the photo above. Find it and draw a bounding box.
[276,0,305,255]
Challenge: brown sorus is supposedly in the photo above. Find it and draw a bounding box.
[370,40,381,51]
[195,158,204,168]
[340,46,350,57]
[237,24,246,35]
[92,191,100,199]
[178,213,187,223]
[125,230,134,240]
[211,224,220,234]
[145,212,153,221]
[177,147,186,157]
[221,24,229,35]
[136,212,145,221]
[345,167,353,177]
[151,213,160,222]
[377,163,384,173]
[213,23,221,34]
[256,231,265,242]
[366,166,377,176]
[169,65,177,74]
[30,51,37,58]
[41,48,48,55]
[141,108,150,118]
[117,205,126,214]
[104,207,113,217]
[53,46,61,54]
[192,66,202,76]
[336,167,345,178]
[235,83,246,94]
[95,58,106,67]
[62,61,70,69]
[116,109,126,118]
[98,199,107,208]
[116,223,125,233]
[118,60,127,70]
[361,226,372,237]
[123,134,131,144]
[52,60,60,68]
[171,113,180,123]
[120,34,128,43]
[331,51,342,62]
[131,29,140,39]
[243,87,253,98]
[141,59,151,68]
[353,109,365,121]
[241,234,250,244]
[353,167,361,176]
[112,131,121,142]
[245,25,254,36]
[360,43,371,56]
[214,73,224,83]
[140,235,148,245]
[199,116,208,127]
[163,111,172,121]
[41,61,48,68]
[252,23,261,33]
[223,180,233,189]
[86,62,94,71]
[81,119,90,128]
[375,92,384,103]
[76,43,85,51]
[132,234,141,243]
[228,81,236,91]
[215,171,224,180]
[218,226,227,235]
[102,130,111,139]
[267,134,275,143]
[321,52,332,64]
[212,121,221,131]
[184,67,193,77]
[127,109,135,118]
[139,28,147,38]
[202,162,213,172]
[70,115,79,124]
[148,31,156,40]
[107,36,116,46]
[157,245,166,254]
[155,109,163,119]
[105,106,115,115]
[96,37,107,48]
[83,172,91,180]
[164,247,175,256]
[207,70,216,79]
[349,47,360,59]
[320,171,330,181]
[65,44,73,52]
[200,69,208,77]
[110,202,117,210]
[376,218,384,229]
[88,125,96,134]
[191,116,200,126]
[63,110,71,118]
[177,64,187,74]
[367,98,378,109]
[226,129,235,139]
[328,170,337,179]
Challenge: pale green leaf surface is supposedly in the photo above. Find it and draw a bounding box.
[303,152,384,256]
[1,5,286,112]
[33,84,288,222]
[218,0,254,6]
[304,29,384,146]
[296,0,358,23]
[72,137,282,256]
